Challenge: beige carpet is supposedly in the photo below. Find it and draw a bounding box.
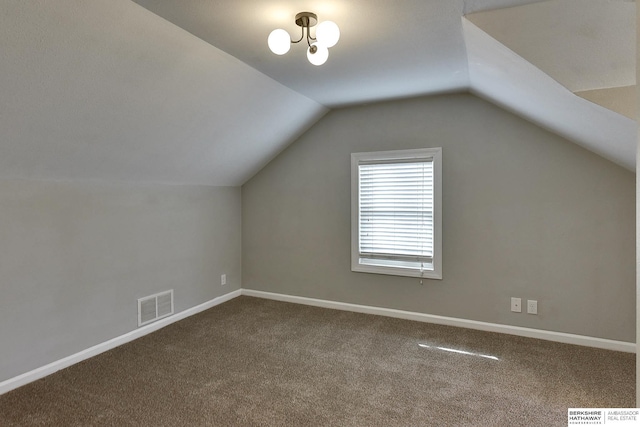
[0,296,634,426]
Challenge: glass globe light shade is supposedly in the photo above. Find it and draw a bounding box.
[315,21,340,48]
[268,29,291,55]
[307,43,329,66]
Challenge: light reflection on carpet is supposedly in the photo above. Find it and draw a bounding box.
[418,343,500,361]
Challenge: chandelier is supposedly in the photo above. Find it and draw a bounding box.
[268,12,340,66]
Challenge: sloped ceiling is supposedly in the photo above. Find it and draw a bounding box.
[0,0,326,186]
[463,18,636,170]
[467,0,635,92]
[131,0,474,106]
[0,0,635,187]
[130,0,550,107]
[574,86,636,119]
[467,0,637,120]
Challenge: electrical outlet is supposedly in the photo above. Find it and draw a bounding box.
[221,274,227,286]
[527,300,538,315]
[511,297,521,313]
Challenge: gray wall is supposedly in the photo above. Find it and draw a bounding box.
[0,180,241,382]
[242,93,635,342]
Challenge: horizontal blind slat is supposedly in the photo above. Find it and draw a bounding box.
[358,159,434,262]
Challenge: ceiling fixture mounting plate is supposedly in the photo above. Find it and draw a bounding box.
[295,12,317,28]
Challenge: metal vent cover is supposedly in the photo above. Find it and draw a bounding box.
[138,290,174,327]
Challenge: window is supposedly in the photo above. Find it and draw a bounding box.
[351,148,442,279]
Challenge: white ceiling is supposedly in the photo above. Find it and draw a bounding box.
[0,0,635,187]
[0,0,326,186]
[131,0,477,107]
[467,0,636,92]
[463,19,636,170]
[129,0,554,107]
[575,86,636,119]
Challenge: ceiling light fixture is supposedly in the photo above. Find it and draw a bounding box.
[268,12,340,66]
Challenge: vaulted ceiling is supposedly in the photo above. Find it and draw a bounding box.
[0,0,635,186]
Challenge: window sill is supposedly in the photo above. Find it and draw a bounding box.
[351,263,442,280]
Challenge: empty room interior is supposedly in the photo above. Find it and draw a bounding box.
[0,0,637,425]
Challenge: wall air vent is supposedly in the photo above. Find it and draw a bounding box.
[138,290,174,327]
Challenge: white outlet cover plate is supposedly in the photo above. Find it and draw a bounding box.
[511,297,521,313]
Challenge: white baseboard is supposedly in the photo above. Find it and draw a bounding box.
[2,287,634,396]
[0,289,242,396]
[241,289,636,354]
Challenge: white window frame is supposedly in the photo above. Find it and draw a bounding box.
[351,148,442,279]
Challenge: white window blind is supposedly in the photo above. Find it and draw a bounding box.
[359,160,434,269]
[351,148,442,279]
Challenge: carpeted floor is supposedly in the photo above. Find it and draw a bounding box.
[0,296,635,426]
